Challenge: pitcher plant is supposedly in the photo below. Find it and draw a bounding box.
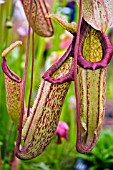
[1,0,113,160]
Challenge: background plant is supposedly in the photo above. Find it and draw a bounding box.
[0,0,113,170]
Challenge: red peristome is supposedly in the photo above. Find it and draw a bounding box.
[2,57,22,83]
[77,20,113,69]
[43,37,76,84]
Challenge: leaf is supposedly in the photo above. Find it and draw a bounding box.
[76,0,113,32]
[47,14,77,34]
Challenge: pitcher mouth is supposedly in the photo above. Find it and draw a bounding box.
[77,20,113,70]
[2,57,22,83]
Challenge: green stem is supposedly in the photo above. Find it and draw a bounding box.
[6,0,12,17]
[27,31,35,116]
[70,110,76,143]
[34,36,46,85]
[3,0,13,48]
[0,4,5,52]
[0,142,2,170]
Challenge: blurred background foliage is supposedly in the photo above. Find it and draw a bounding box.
[0,0,113,170]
